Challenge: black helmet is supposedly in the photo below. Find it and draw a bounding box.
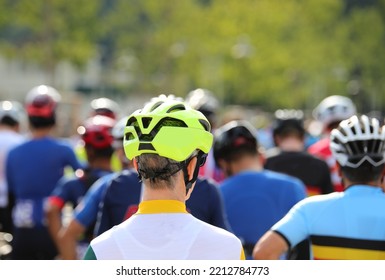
[213,120,258,164]
[271,109,305,138]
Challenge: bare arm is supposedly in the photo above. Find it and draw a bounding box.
[45,204,63,250]
[58,219,86,260]
[252,230,289,260]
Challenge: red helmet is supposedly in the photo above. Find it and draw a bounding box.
[77,115,115,149]
[25,85,61,118]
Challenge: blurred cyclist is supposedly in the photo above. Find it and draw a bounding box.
[253,115,385,260]
[264,109,333,259]
[0,101,25,235]
[213,119,307,259]
[265,109,333,196]
[6,85,81,259]
[75,97,121,172]
[46,115,115,258]
[308,95,357,192]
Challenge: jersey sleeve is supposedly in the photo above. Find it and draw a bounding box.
[63,142,83,171]
[271,199,309,249]
[207,182,233,231]
[49,177,74,209]
[74,176,109,227]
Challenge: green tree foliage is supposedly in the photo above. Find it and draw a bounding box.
[102,0,384,112]
[0,0,383,112]
[0,0,101,76]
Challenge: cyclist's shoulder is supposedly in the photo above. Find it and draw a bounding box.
[308,137,330,154]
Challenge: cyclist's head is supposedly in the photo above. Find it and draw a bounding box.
[272,109,305,144]
[90,97,119,120]
[77,115,115,158]
[213,120,259,167]
[185,88,219,128]
[123,96,213,191]
[0,100,24,128]
[330,115,385,184]
[313,95,356,132]
[25,85,61,128]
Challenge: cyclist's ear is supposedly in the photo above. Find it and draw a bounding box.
[186,156,198,181]
[133,157,139,171]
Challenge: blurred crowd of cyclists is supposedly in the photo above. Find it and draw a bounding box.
[0,85,384,260]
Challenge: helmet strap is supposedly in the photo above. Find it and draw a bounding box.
[182,151,206,194]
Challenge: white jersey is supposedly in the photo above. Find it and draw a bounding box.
[0,130,25,207]
[87,200,244,260]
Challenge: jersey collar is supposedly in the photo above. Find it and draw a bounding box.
[136,200,188,214]
[345,185,383,195]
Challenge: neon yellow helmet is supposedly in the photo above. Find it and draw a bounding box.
[124,98,213,162]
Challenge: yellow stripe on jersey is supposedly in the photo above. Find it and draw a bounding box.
[312,244,385,260]
[136,200,188,214]
[306,185,321,196]
[240,249,245,260]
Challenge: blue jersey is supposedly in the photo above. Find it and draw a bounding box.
[186,177,231,231]
[74,173,116,228]
[6,137,81,228]
[94,169,142,236]
[94,174,231,236]
[220,170,306,258]
[272,185,385,260]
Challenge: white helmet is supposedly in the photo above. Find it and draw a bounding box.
[330,115,385,168]
[90,97,120,120]
[112,115,129,140]
[185,88,219,115]
[313,95,356,130]
[0,100,25,124]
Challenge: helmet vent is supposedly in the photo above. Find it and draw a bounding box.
[199,119,210,132]
[150,101,163,111]
[139,143,155,151]
[166,104,186,113]
[142,117,152,129]
[157,117,187,129]
[125,132,134,141]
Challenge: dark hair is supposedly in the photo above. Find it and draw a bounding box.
[28,115,56,128]
[0,116,19,127]
[85,145,114,160]
[272,119,305,139]
[341,162,384,184]
[272,109,305,141]
[136,154,183,187]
